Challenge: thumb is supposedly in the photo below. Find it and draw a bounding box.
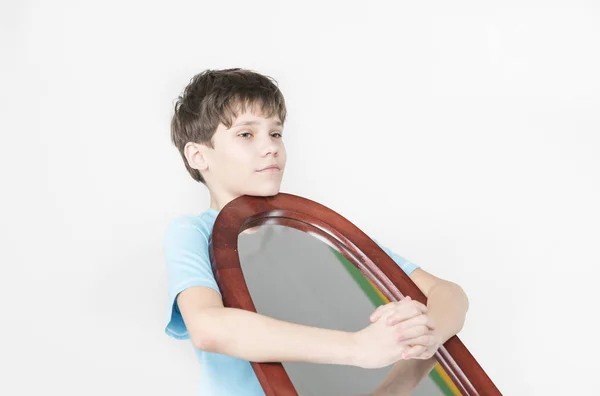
[369,302,393,322]
[369,305,385,322]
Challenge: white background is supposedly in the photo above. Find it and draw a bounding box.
[1,1,599,395]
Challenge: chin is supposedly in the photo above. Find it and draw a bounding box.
[246,184,281,197]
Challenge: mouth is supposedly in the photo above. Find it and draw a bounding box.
[256,165,281,172]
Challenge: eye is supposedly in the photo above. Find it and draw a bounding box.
[238,131,252,138]
[271,132,283,138]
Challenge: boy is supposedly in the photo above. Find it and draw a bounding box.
[164,68,469,395]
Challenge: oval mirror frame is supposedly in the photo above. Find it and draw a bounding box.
[210,193,502,396]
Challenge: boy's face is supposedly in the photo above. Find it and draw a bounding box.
[200,109,286,202]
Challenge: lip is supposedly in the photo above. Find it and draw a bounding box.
[256,165,281,172]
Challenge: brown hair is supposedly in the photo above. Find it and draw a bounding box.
[170,68,287,184]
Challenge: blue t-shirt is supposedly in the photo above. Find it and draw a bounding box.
[163,208,419,395]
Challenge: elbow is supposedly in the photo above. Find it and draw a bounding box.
[445,280,469,309]
[450,281,470,331]
[437,280,470,325]
[453,281,469,312]
[449,281,470,316]
[189,310,221,352]
[191,333,219,352]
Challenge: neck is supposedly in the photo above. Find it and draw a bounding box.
[209,190,240,212]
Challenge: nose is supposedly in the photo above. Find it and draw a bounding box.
[259,136,279,157]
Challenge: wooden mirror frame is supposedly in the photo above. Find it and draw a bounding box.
[210,193,502,396]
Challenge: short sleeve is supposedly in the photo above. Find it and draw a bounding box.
[163,216,222,340]
[373,239,419,276]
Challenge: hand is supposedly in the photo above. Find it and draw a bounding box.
[370,297,441,360]
[352,297,428,369]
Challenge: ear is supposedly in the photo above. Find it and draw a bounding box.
[184,141,210,172]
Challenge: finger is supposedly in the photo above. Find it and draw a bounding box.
[393,313,435,330]
[370,302,398,322]
[401,345,426,360]
[401,334,436,348]
[390,312,430,329]
[369,302,395,322]
[396,324,429,341]
[428,317,436,330]
[385,305,429,326]
[374,295,414,320]
[401,298,428,313]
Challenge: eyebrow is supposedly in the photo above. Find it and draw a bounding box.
[233,120,282,127]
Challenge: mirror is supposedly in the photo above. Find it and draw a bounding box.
[237,223,459,396]
[210,192,502,395]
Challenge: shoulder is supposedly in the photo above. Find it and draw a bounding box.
[163,211,215,247]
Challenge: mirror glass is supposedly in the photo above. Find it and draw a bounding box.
[238,223,460,396]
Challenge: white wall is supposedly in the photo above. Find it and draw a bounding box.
[1,1,598,395]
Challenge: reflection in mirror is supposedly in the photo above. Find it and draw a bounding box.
[238,224,460,396]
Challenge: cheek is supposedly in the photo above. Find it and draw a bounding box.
[279,145,287,165]
[223,146,253,169]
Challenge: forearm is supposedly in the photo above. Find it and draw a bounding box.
[194,307,356,365]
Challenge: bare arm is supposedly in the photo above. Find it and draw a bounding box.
[177,286,357,365]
